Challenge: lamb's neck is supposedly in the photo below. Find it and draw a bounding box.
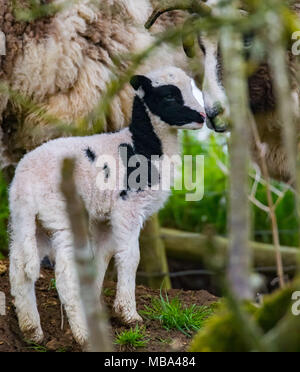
[150,118,180,159]
[129,96,180,160]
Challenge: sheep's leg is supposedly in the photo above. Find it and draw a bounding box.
[112,224,142,324]
[90,223,114,295]
[9,221,43,343]
[52,230,88,346]
[95,247,113,296]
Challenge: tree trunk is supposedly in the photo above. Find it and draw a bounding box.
[161,228,299,270]
[139,215,172,289]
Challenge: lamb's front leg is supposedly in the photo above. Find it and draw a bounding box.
[113,229,143,324]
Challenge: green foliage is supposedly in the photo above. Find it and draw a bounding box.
[48,278,57,291]
[25,341,48,353]
[160,133,228,236]
[255,286,296,333]
[115,325,148,349]
[0,172,9,257]
[103,288,115,297]
[189,283,300,352]
[141,292,215,336]
[190,303,252,352]
[160,132,299,248]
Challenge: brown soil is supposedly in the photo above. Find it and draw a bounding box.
[0,259,218,353]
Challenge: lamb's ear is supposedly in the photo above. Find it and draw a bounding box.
[130,75,152,93]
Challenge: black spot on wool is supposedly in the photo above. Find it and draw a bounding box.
[85,147,96,162]
[103,163,110,179]
[120,190,128,201]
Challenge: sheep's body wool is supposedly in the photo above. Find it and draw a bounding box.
[0,0,188,171]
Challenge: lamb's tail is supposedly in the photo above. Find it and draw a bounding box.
[9,182,40,287]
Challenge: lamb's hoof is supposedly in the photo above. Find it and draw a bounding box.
[114,304,143,325]
[126,313,143,325]
[23,327,44,344]
[70,323,89,347]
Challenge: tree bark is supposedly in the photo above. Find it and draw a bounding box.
[161,228,299,270]
[61,158,113,352]
[139,215,172,289]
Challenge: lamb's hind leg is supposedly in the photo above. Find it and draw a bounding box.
[91,221,114,295]
[52,229,88,346]
[9,217,43,343]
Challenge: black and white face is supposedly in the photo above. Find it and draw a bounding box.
[198,0,254,133]
[130,67,206,130]
[198,30,255,133]
[198,31,230,133]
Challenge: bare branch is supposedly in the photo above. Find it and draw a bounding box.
[145,0,211,29]
[249,116,286,289]
[220,3,252,301]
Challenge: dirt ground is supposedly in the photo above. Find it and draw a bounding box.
[0,259,218,352]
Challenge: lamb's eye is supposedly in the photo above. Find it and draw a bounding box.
[164,94,176,102]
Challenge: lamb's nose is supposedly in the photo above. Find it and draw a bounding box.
[198,112,206,124]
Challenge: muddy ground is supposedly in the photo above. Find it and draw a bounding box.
[0,259,218,352]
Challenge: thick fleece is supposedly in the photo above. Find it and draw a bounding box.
[0,0,188,172]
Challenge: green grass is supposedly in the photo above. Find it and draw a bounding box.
[25,341,48,353]
[157,337,172,344]
[141,292,214,337]
[115,325,149,349]
[103,287,115,297]
[159,132,300,248]
[48,278,57,291]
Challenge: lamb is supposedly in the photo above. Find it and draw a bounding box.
[147,0,300,183]
[0,0,188,176]
[9,66,205,346]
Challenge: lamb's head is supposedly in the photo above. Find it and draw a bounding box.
[130,67,206,130]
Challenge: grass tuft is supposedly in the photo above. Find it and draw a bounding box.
[25,341,48,353]
[48,278,57,291]
[115,325,148,349]
[141,292,214,337]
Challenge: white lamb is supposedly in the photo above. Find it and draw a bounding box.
[9,66,206,346]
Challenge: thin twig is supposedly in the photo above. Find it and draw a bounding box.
[249,116,285,288]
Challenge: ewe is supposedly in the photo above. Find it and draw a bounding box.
[9,66,205,346]
[147,0,300,183]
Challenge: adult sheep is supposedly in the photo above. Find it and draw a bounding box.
[147,0,300,183]
[0,0,189,176]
